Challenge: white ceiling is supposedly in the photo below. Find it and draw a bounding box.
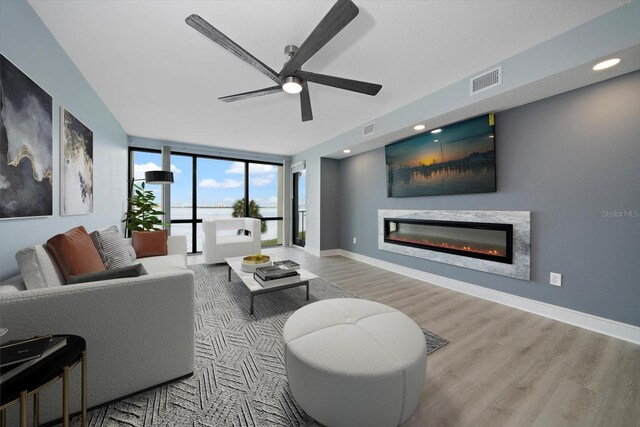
[29,0,628,156]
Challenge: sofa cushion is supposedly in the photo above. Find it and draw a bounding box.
[217,235,253,245]
[68,264,148,284]
[15,245,65,289]
[136,254,186,274]
[90,226,132,269]
[132,230,168,258]
[0,275,27,293]
[0,282,25,293]
[46,226,106,283]
[212,218,245,231]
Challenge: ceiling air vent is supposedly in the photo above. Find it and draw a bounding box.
[363,121,376,137]
[470,66,502,95]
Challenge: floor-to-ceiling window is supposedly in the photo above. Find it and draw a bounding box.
[248,162,284,246]
[292,169,306,247]
[127,148,164,236]
[129,148,163,210]
[195,157,245,252]
[169,153,194,251]
[129,148,284,253]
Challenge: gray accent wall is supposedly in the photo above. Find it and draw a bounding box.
[338,71,640,326]
[320,158,340,250]
[0,0,128,279]
[293,1,640,255]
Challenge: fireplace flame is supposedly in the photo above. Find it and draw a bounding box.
[387,235,506,257]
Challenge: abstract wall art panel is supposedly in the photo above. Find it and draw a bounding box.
[385,114,496,197]
[0,53,53,219]
[61,107,93,215]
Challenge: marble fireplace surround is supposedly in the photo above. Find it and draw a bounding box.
[378,210,531,280]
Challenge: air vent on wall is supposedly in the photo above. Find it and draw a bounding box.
[470,66,502,95]
[363,121,376,137]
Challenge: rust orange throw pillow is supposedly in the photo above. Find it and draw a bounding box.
[46,226,106,283]
[132,230,168,258]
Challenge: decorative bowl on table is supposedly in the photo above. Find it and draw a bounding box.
[241,255,272,272]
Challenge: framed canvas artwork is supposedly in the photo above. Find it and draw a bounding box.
[385,114,496,197]
[61,107,93,215]
[0,53,53,219]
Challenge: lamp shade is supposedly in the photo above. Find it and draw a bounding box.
[144,170,174,184]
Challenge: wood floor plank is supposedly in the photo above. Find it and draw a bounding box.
[531,378,597,427]
[188,249,640,427]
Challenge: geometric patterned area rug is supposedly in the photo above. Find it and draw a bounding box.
[73,263,448,426]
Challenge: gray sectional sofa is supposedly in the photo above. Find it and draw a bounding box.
[0,235,195,424]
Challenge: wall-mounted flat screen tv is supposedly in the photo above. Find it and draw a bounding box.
[385,113,496,197]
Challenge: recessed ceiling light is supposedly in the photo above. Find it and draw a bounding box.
[282,76,303,94]
[431,128,442,134]
[414,124,426,131]
[593,58,621,71]
[343,149,351,154]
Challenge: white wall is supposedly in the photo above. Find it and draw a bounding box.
[0,0,128,279]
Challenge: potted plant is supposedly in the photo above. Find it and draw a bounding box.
[123,182,166,234]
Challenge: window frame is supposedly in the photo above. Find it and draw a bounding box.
[129,148,284,254]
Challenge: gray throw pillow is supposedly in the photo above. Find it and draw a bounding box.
[15,245,65,289]
[91,226,133,269]
[67,264,147,284]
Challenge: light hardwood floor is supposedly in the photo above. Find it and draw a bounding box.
[188,248,640,427]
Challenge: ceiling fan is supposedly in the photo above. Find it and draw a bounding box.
[185,0,382,122]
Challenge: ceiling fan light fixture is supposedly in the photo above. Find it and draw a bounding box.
[186,0,380,122]
[283,76,303,94]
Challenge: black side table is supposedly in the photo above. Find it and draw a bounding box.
[0,335,87,427]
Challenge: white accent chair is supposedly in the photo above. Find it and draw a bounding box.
[203,218,261,264]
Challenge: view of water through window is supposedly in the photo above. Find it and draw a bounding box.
[131,150,283,252]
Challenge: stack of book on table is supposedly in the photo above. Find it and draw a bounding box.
[1,335,67,382]
[254,262,301,287]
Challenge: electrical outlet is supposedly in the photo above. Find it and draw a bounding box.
[550,272,562,287]
[353,237,357,244]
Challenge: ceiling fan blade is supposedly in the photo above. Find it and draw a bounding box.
[294,71,381,96]
[186,14,281,84]
[219,86,283,103]
[280,0,359,78]
[300,82,313,122]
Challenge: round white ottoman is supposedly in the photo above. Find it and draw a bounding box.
[283,298,427,427]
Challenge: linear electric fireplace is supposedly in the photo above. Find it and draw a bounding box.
[384,218,513,264]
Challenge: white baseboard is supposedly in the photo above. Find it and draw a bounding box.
[336,249,640,345]
[307,248,341,257]
[320,249,341,257]
[304,246,321,257]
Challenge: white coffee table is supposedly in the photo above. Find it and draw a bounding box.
[225,256,318,315]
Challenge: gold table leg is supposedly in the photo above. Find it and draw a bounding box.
[82,351,88,427]
[34,392,40,426]
[62,366,70,427]
[3,344,87,427]
[20,390,28,427]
